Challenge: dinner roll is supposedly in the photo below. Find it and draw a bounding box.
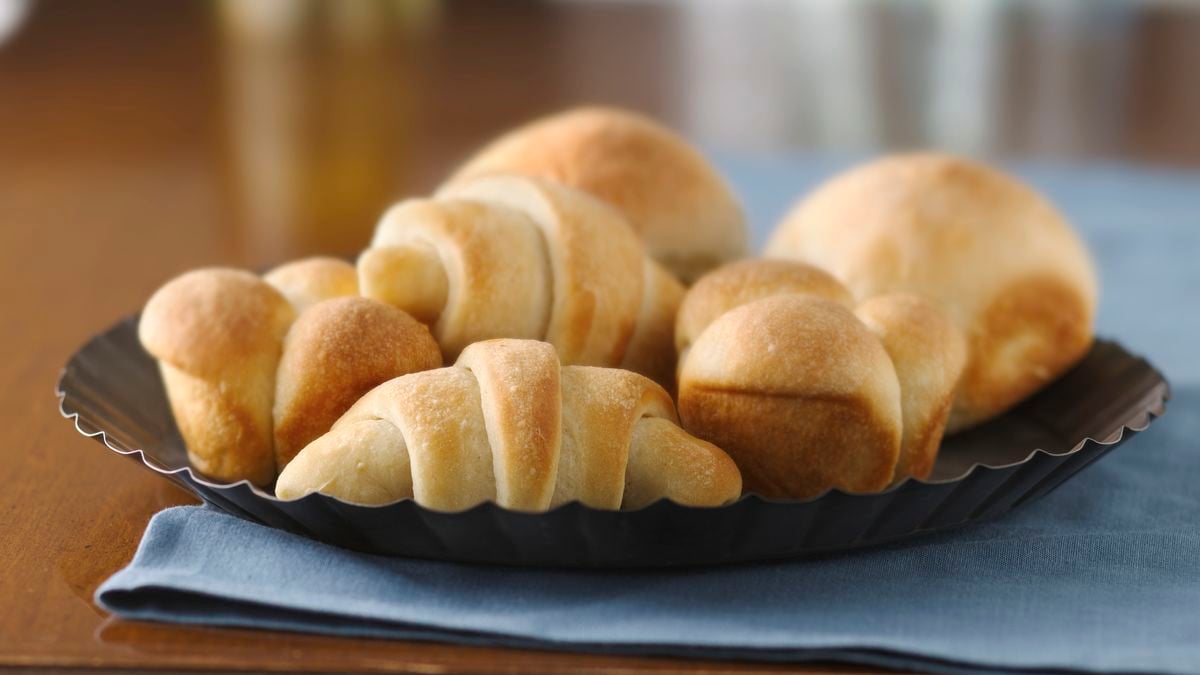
[442,106,747,282]
[140,269,295,485]
[678,295,902,499]
[140,262,441,485]
[856,294,967,481]
[766,153,1097,430]
[675,258,854,362]
[263,257,359,312]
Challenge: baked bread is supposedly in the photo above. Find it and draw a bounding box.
[140,269,295,486]
[262,256,359,312]
[675,258,853,366]
[675,259,966,497]
[358,174,684,388]
[276,339,743,511]
[139,260,441,485]
[679,295,901,499]
[765,153,1097,430]
[442,106,747,282]
[271,296,443,468]
[855,294,967,482]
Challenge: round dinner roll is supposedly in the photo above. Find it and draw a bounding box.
[675,258,854,361]
[674,259,965,489]
[139,269,296,486]
[262,257,359,313]
[441,106,747,283]
[140,262,441,486]
[272,296,442,469]
[765,153,1098,431]
[678,295,902,499]
[855,294,967,482]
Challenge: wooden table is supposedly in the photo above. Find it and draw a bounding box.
[2,1,1196,673]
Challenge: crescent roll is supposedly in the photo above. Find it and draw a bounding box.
[276,339,742,511]
[358,174,684,388]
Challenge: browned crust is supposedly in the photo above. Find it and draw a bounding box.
[443,106,747,282]
[766,153,1098,430]
[676,258,855,355]
[456,339,562,511]
[679,295,899,398]
[950,273,1094,430]
[624,417,743,509]
[139,268,295,486]
[554,364,677,509]
[856,293,966,481]
[139,268,295,378]
[620,259,685,392]
[678,295,901,498]
[159,363,277,486]
[272,296,441,470]
[279,338,742,511]
[370,176,680,384]
[263,257,359,312]
[439,175,644,368]
[905,397,952,480]
[678,386,898,498]
[363,197,552,360]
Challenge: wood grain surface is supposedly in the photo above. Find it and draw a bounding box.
[1,1,1196,673]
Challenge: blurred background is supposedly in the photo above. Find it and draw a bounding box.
[1,0,1198,268]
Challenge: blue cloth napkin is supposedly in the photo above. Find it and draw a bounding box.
[97,159,1200,673]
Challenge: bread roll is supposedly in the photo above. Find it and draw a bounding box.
[272,296,442,468]
[442,106,747,282]
[678,295,902,499]
[765,153,1097,430]
[856,294,966,481]
[358,174,683,388]
[276,339,742,511]
[675,257,968,494]
[140,261,441,485]
[140,269,295,486]
[263,257,358,312]
[675,258,854,362]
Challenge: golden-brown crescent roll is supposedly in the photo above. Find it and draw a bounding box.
[276,339,742,511]
[358,174,683,388]
[442,106,747,282]
[678,295,902,499]
[140,263,441,485]
[765,153,1098,430]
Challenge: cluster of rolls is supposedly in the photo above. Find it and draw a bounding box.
[140,106,1098,512]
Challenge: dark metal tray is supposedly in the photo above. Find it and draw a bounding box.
[58,315,1168,567]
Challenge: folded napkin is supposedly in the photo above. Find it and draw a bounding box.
[97,160,1200,673]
